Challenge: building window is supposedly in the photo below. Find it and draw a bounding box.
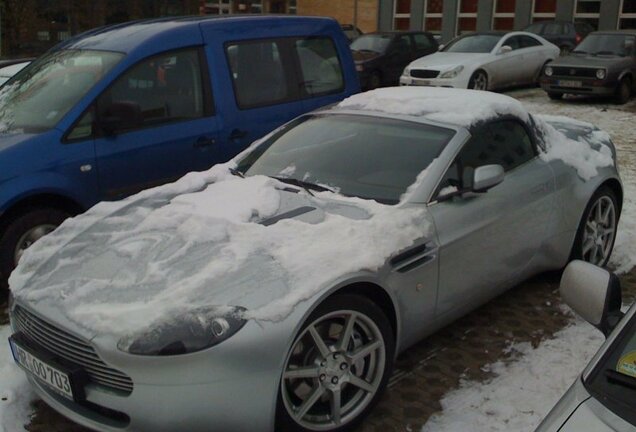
[574,0,600,29]
[394,0,411,30]
[620,0,636,29]
[203,0,232,14]
[249,0,263,13]
[288,0,297,14]
[532,0,556,23]
[492,0,515,30]
[37,31,50,41]
[58,31,71,41]
[456,0,478,34]
[423,0,443,34]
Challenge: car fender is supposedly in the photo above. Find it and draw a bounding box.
[617,69,633,84]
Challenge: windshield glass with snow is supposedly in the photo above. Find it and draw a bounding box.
[237,114,454,204]
[575,34,636,56]
[0,49,123,133]
[350,35,392,54]
[585,309,636,426]
[444,34,502,53]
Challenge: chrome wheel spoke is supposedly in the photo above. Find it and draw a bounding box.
[309,325,331,358]
[582,238,594,255]
[601,205,612,225]
[349,339,382,362]
[348,375,375,393]
[337,313,357,351]
[295,385,325,420]
[284,366,321,380]
[330,389,342,425]
[595,202,603,222]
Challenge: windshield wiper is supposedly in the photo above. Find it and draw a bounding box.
[605,369,636,390]
[229,167,244,178]
[270,176,334,196]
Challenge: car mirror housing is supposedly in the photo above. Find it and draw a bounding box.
[472,164,504,193]
[497,45,512,55]
[560,260,623,337]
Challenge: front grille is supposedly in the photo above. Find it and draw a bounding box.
[551,66,598,78]
[13,306,134,394]
[410,69,439,79]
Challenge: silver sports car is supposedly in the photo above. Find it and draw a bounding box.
[400,31,559,90]
[8,87,621,432]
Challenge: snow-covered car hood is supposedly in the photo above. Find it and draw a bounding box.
[10,164,429,339]
[407,52,488,70]
[550,54,631,69]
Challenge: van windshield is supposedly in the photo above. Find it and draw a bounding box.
[0,49,123,133]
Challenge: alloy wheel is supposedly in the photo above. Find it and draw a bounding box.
[581,196,616,266]
[281,310,385,431]
[471,72,487,91]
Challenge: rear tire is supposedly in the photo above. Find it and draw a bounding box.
[548,92,564,100]
[559,45,571,56]
[276,294,395,432]
[367,71,382,90]
[614,77,632,105]
[571,186,619,267]
[0,208,69,291]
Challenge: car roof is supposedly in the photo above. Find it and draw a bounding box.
[53,15,338,54]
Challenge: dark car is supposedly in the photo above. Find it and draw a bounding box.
[351,31,438,89]
[341,24,363,43]
[540,31,636,104]
[524,20,593,55]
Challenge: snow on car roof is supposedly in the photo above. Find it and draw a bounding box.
[335,87,530,127]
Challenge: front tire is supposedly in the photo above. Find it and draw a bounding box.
[0,208,69,291]
[276,294,395,432]
[367,71,382,90]
[614,77,632,105]
[571,187,619,267]
[468,70,488,91]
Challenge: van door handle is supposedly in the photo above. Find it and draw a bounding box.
[229,129,248,141]
[194,136,216,148]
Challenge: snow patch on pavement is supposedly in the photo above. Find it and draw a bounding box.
[421,317,604,432]
[0,327,35,432]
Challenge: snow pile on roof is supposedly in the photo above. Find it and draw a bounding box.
[336,87,530,126]
[421,316,604,432]
[534,115,614,181]
[0,326,36,432]
[10,163,429,335]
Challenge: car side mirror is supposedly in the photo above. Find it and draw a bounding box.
[560,260,623,337]
[99,101,142,136]
[472,164,504,193]
[438,44,445,51]
[497,45,512,55]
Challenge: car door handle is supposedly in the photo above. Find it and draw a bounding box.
[194,136,216,148]
[229,129,248,141]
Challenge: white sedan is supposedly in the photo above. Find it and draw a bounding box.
[400,31,559,91]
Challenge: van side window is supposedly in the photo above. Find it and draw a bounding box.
[226,40,289,108]
[97,48,206,132]
[295,37,344,97]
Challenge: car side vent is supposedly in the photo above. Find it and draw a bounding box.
[390,243,435,273]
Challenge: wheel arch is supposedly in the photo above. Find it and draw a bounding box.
[0,193,85,230]
[599,177,623,214]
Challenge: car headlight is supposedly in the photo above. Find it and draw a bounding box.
[118,306,247,356]
[544,66,553,77]
[596,69,606,79]
[356,63,365,72]
[402,66,410,77]
[439,65,464,79]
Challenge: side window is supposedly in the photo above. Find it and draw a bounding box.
[503,36,522,50]
[393,35,412,55]
[544,23,563,35]
[226,40,289,108]
[525,23,544,34]
[97,48,206,132]
[413,33,434,51]
[67,109,94,141]
[520,35,542,48]
[295,37,344,97]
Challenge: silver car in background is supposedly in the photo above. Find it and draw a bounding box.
[8,88,622,431]
[536,261,636,432]
[400,31,559,90]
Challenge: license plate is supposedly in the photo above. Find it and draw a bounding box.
[557,79,582,88]
[414,79,432,86]
[9,336,75,400]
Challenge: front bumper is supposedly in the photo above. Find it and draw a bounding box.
[540,77,617,96]
[399,75,469,89]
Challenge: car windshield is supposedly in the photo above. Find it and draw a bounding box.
[584,307,636,426]
[0,49,123,133]
[444,34,503,53]
[350,35,392,54]
[236,114,455,204]
[575,34,636,56]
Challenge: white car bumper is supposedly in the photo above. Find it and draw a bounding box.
[399,75,470,89]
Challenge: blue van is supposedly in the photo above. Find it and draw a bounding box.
[0,15,360,289]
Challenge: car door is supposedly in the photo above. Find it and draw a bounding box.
[92,47,220,200]
[488,36,524,88]
[519,35,550,84]
[427,119,555,318]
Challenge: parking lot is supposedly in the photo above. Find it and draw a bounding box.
[4,87,632,432]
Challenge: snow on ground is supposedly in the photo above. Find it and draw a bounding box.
[0,326,35,432]
[420,91,636,432]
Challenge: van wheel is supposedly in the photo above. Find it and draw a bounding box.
[368,71,382,90]
[0,208,69,291]
[276,294,394,432]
